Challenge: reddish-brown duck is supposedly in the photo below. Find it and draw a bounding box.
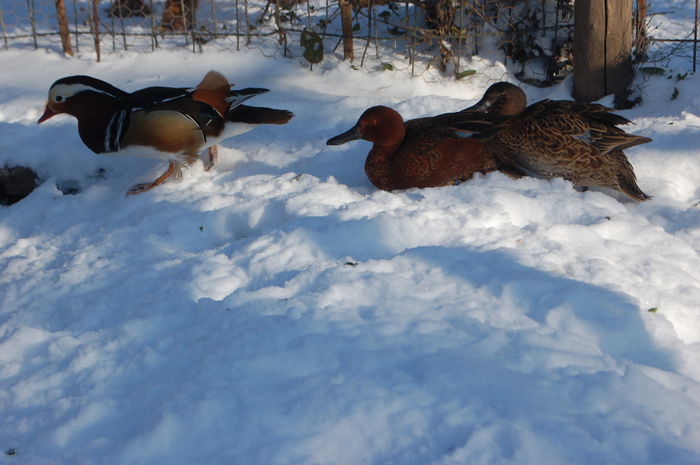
[326,105,500,191]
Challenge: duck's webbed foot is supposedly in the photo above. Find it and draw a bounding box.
[127,161,180,195]
[205,145,218,172]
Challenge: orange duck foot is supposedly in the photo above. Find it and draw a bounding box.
[126,161,177,195]
[205,145,218,172]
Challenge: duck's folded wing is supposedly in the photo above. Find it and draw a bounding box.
[406,111,508,135]
[123,86,194,110]
[446,113,512,136]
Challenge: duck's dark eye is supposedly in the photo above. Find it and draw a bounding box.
[54,96,64,103]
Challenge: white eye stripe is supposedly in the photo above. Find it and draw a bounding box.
[49,83,118,102]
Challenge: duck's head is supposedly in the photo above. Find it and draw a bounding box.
[466,82,526,116]
[326,105,405,148]
[38,75,126,123]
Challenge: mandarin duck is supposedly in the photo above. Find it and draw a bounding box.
[466,88,652,201]
[38,71,293,194]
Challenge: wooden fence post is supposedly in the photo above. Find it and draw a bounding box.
[92,0,101,61]
[694,0,698,72]
[339,0,354,60]
[55,0,74,56]
[573,0,633,102]
[634,0,647,60]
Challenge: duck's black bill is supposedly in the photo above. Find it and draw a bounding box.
[463,96,489,112]
[326,126,360,146]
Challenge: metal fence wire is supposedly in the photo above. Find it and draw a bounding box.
[0,0,697,80]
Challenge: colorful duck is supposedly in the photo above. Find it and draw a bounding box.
[38,71,293,194]
[469,82,651,201]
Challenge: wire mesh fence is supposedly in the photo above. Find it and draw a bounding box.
[642,0,699,72]
[0,0,697,80]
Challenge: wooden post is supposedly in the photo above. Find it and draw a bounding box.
[243,0,250,45]
[55,0,74,55]
[27,0,38,48]
[339,0,354,60]
[694,0,698,72]
[634,0,647,60]
[573,0,633,102]
[92,0,101,62]
[0,6,8,50]
[72,0,80,53]
[150,0,158,50]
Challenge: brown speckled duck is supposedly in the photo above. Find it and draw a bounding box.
[468,83,651,201]
[326,105,504,191]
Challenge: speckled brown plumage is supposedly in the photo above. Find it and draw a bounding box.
[474,99,652,201]
[327,106,501,191]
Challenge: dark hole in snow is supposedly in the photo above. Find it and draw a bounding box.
[0,166,39,206]
[56,180,82,195]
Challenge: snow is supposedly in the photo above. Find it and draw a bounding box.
[2,26,700,465]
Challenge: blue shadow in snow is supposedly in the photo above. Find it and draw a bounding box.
[403,245,674,372]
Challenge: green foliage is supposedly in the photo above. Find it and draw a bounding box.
[456,69,476,80]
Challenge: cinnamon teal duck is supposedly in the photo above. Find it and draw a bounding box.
[470,97,651,201]
[38,71,293,195]
[326,105,502,191]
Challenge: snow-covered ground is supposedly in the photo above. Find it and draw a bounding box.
[1,29,700,465]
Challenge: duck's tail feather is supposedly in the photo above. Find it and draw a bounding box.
[228,105,294,125]
[610,150,651,201]
[617,172,651,201]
